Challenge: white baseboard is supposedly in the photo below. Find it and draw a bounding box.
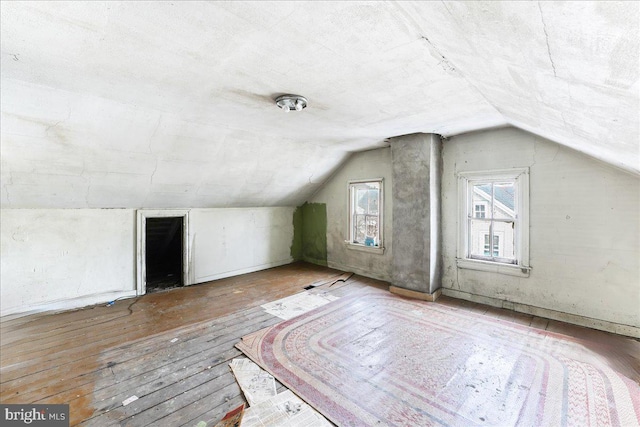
[442,288,640,339]
[1,290,138,320]
[193,258,293,284]
[2,259,295,319]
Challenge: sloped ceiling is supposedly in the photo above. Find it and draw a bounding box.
[1,1,637,208]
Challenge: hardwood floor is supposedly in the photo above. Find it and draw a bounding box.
[1,262,638,426]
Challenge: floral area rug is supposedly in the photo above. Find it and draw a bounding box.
[237,289,640,426]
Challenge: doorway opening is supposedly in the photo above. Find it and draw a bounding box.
[145,216,184,292]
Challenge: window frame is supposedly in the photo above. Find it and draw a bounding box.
[457,168,530,277]
[346,178,384,254]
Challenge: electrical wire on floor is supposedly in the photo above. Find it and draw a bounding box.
[105,294,140,317]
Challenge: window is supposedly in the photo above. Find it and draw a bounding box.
[347,179,383,253]
[457,169,530,277]
[483,234,500,257]
[474,203,486,219]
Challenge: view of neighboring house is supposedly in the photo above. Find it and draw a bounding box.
[469,182,516,263]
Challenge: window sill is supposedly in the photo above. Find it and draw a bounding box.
[456,258,530,277]
[345,242,385,255]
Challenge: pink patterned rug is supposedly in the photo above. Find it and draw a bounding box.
[237,290,640,427]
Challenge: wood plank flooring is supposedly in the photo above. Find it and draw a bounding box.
[1,262,638,426]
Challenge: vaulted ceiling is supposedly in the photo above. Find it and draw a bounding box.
[1,1,638,208]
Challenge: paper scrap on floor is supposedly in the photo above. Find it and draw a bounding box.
[122,395,138,406]
[241,390,332,427]
[229,358,277,406]
[261,291,338,320]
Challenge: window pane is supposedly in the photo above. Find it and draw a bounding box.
[469,219,491,257]
[365,215,378,246]
[462,171,526,267]
[367,189,379,215]
[356,183,380,215]
[354,214,366,243]
[493,222,515,260]
[472,183,492,218]
[483,234,490,256]
[356,188,369,214]
[492,182,515,219]
[349,181,382,246]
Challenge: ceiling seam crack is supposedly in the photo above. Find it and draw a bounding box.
[420,36,456,74]
[3,171,14,204]
[397,1,505,125]
[538,2,557,78]
[45,102,72,136]
[3,182,11,204]
[149,115,162,154]
[149,158,159,185]
[418,33,504,120]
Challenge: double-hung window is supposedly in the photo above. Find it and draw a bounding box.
[347,179,383,253]
[457,168,530,276]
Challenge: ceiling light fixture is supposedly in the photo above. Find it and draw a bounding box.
[276,94,308,112]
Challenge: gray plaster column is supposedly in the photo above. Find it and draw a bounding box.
[390,133,442,297]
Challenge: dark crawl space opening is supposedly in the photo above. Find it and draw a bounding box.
[145,217,184,292]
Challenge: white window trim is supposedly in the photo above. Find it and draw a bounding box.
[456,168,530,277]
[345,178,385,254]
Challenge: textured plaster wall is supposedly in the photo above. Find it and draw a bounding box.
[441,127,640,329]
[309,148,393,281]
[190,207,294,284]
[390,133,441,294]
[1,207,295,316]
[1,209,136,316]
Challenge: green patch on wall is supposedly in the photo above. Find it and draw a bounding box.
[291,206,303,260]
[290,202,327,266]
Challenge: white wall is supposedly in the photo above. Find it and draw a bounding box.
[442,127,640,333]
[1,209,137,316]
[309,148,393,281]
[190,207,294,283]
[1,207,295,316]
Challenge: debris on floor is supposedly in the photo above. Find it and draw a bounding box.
[305,272,354,288]
[228,358,331,427]
[122,395,138,406]
[241,390,331,427]
[229,358,276,406]
[329,272,354,287]
[260,291,338,320]
[212,404,245,427]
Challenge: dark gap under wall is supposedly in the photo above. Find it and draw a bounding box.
[146,217,183,292]
[291,202,328,266]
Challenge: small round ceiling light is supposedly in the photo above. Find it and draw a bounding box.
[276,94,308,112]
